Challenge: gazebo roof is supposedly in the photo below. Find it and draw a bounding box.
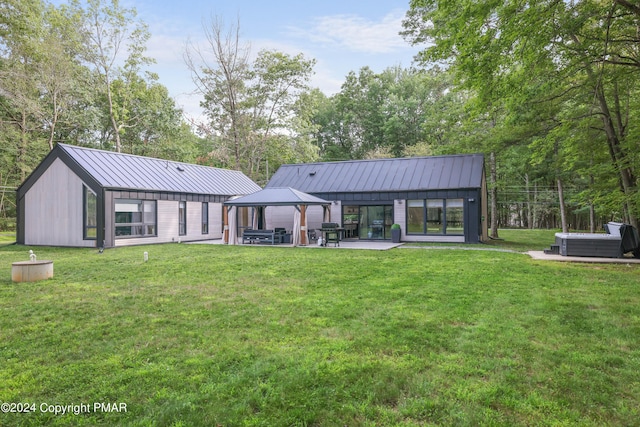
[223,187,330,207]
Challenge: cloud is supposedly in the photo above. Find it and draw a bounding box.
[289,10,410,54]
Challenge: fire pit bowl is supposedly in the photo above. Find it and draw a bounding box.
[12,260,54,283]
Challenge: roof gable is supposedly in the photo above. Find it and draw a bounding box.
[266,155,485,193]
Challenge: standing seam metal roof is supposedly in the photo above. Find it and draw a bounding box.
[59,144,261,195]
[224,187,330,206]
[266,155,485,193]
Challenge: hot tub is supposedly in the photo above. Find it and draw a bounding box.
[555,233,622,258]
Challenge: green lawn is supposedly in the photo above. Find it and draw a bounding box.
[1,231,639,426]
[0,232,15,246]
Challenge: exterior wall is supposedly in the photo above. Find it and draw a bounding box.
[210,202,223,239]
[266,205,324,233]
[393,199,466,243]
[114,200,224,247]
[266,205,295,231]
[186,201,201,237]
[330,201,341,225]
[23,158,94,247]
[313,189,484,243]
[307,205,325,230]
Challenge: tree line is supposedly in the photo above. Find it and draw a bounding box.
[1,0,638,234]
[403,0,640,233]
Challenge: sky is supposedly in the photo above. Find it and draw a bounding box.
[122,0,420,122]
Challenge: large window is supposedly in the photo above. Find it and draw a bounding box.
[179,201,187,236]
[406,198,464,235]
[427,199,444,234]
[115,199,156,238]
[83,185,97,240]
[446,199,464,234]
[202,202,209,234]
[407,200,425,234]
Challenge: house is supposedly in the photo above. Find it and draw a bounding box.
[265,155,488,243]
[16,144,260,248]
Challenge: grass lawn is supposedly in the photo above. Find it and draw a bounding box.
[1,231,639,426]
[0,232,16,246]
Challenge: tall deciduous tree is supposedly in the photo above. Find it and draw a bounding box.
[185,17,317,183]
[312,66,463,161]
[78,0,153,153]
[403,0,640,227]
[185,16,250,171]
[0,0,50,183]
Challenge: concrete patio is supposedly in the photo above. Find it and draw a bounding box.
[527,251,640,264]
[189,239,640,260]
[189,239,403,251]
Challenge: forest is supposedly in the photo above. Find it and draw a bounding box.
[1,0,639,236]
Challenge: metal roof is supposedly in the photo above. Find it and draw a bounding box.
[266,154,485,193]
[59,143,261,195]
[224,187,330,207]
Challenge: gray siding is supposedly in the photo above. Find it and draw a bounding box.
[209,202,223,239]
[267,206,295,231]
[115,200,177,247]
[114,200,223,247]
[24,158,94,247]
[266,205,327,233]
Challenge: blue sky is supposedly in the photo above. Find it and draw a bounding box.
[58,0,419,119]
[84,0,420,121]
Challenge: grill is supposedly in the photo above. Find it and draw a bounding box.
[320,222,341,247]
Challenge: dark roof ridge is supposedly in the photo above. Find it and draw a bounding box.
[57,143,241,173]
[280,153,484,168]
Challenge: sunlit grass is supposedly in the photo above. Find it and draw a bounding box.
[1,232,639,426]
[0,232,15,245]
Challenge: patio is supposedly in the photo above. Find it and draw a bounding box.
[189,239,403,251]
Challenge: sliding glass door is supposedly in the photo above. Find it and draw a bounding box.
[358,205,393,240]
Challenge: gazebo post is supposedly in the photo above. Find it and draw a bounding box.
[223,206,229,244]
[300,204,307,246]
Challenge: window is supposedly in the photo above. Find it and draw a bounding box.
[427,199,444,234]
[406,198,464,235]
[83,185,97,240]
[407,200,425,234]
[179,201,187,236]
[446,199,464,234]
[202,202,209,234]
[115,199,156,238]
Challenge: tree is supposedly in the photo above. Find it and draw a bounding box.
[185,17,317,183]
[403,0,640,227]
[0,0,50,183]
[185,16,250,171]
[78,0,153,153]
[312,66,463,161]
